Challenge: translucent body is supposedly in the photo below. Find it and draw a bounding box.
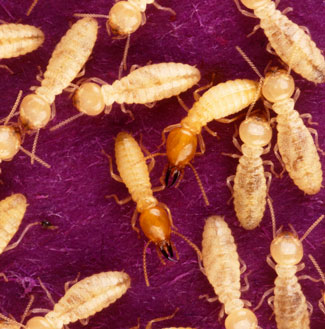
[0,125,21,161]
[263,69,322,194]
[270,232,309,329]
[239,0,325,83]
[0,24,44,59]
[233,116,272,230]
[0,194,27,254]
[202,216,258,329]
[25,271,130,329]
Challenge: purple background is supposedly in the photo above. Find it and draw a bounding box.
[0,0,324,328]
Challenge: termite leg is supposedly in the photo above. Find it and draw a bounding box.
[38,277,56,306]
[274,0,280,8]
[267,296,274,312]
[296,262,305,272]
[130,64,141,72]
[152,1,176,16]
[233,0,257,18]
[177,95,189,112]
[222,153,241,159]
[120,103,135,121]
[218,305,225,322]
[35,65,44,83]
[225,175,235,205]
[80,319,89,326]
[253,287,274,311]
[282,6,293,15]
[266,43,277,56]
[298,274,321,283]
[300,25,311,35]
[0,273,8,282]
[193,80,214,102]
[105,194,132,205]
[199,294,218,303]
[152,185,165,193]
[26,0,39,15]
[265,172,272,195]
[144,102,156,109]
[273,143,286,177]
[293,87,301,103]
[145,308,179,329]
[307,301,313,316]
[204,125,219,138]
[64,273,80,293]
[319,298,325,315]
[300,113,318,126]
[118,34,131,80]
[241,271,252,292]
[159,123,182,149]
[247,24,261,38]
[266,254,276,269]
[20,295,35,324]
[0,64,13,74]
[139,134,155,173]
[308,128,325,155]
[141,12,146,26]
[197,133,206,154]
[131,208,140,235]
[216,113,245,124]
[239,257,247,274]
[101,150,123,182]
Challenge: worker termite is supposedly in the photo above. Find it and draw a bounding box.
[237,47,323,195]
[201,215,260,329]
[161,78,260,205]
[224,112,273,230]
[75,1,175,78]
[50,62,201,130]
[234,0,325,83]
[11,17,98,163]
[104,132,202,286]
[255,200,324,329]
[0,271,130,329]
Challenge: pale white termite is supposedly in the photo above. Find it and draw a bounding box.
[255,202,324,329]
[16,17,98,163]
[0,271,131,329]
[238,47,323,195]
[201,215,260,329]
[234,0,325,83]
[50,62,201,130]
[225,113,273,230]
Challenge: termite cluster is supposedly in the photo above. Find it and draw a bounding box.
[0,0,323,328]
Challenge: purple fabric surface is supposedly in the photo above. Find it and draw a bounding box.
[0,0,324,328]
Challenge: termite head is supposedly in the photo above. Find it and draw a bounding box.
[270,231,303,265]
[225,308,258,329]
[0,125,21,161]
[26,316,55,329]
[240,0,268,9]
[262,68,295,103]
[108,1,142,36]
[139,205,173,260]
[19,94,51,130]
[165,127,197,187]
[73,82,105,116]
[239,114,272,147]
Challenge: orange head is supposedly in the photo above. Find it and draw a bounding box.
[165,127,197,187]
[139,205,174,260]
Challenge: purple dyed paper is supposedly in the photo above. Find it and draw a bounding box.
[0,0,324,328]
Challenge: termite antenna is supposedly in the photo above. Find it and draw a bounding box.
[4,90,23,126]
[19,146,51,168]
[20,295,35,323]
[143,240,152,287]
[145,308,180,329]
[118,34,131,79]
[50,112,84,132]
[267,198,276,239]
[0,313,26,329]
[30,128,40,165]
[236,46,264,80]
[73,13,109,19]
[300,215,324,242]
[308,254,325,286]
[38,277,56,306]
[26,0,39,16]
[188,162,210,206]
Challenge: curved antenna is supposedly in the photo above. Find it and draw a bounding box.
[188,162,209,206]
[236,46,263,79]
[26,0,39,16]
[143,240,152,287]
[267,198,276,239]
[309,254,325,286]
[20,295,35,323]
[300,215,324,242]
[74,13,109,19]
[4,90,23,126]
[19,146,51,168]
[0,313,27,329]
[50,112,84,132]
[145,308,179,329]
[30,128,40,165]
[119,34,131,79]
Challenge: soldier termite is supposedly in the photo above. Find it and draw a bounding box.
[201,215,260,329]
[50,62,201,131]
[104,132,202,286]
[75,1,175,78]
[160,78,260,205]
[7,17,98,165]
[234,0,325,83]
[237,47,323,195]
[255,201,324,329]
[223,112,274,230]
[0,271,130,329]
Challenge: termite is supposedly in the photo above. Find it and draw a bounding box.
[234,0,325,83]
[161,78,260,204]
[201,215,260,329]
[255,200,324,329]
[50,62,201,130]
[0,271,130,329]
[224,112,273,230]
[14,17,98,163]
[104,132,202,286]
[75,1,175,78]
[237,47,323,195]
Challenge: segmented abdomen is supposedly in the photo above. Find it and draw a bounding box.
[275,106,322,195]
[202,216,241,311]
[45,271,130,328]
[102,63,200,106]
[36,18,98,104]
[0,194,27,254]
[115,132,153,205]
[274,274,309,329]
[259,5,325,83]
[181,79,259,135]
[0,24,44,59]
[233,147,266,230]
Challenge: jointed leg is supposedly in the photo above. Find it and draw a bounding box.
[152,2,176,16]
[273,143,286,177]
[266,42,277,56]
[0,273,8,282]
[120,103,134,120]
[131,208,140,235]
[226,175,235,205]
[0,64,13,74]
[247,24,261,38]
[101,150,123,182]
[38,277,56,306]
[64,273,80,292]
[233,0,257,18]
[253,287,274,311]
[266,254,276,269]
[118,34,131,79]
[300,113,318,126]
[282,7,293,15]
[293,87,301,103]
[197,133,206,154]
[241,271,251,292]
[193,80,214,102]
[308,127,325,155]
[105,194,132,205]
[145,308,179,329]
[204,125,219,138]
[139,134,155,173]
[177,95,189,112]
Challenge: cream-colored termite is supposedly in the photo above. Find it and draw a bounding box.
[75,1,175,78]
[223,112,274,230]
[104,132,202,286]
[7,17,98,164]
[0,271,131,329]
[237,46,323,195]
[254,201,324,329]
[0,23,44,73]
[234,0,325,83]
[201,215,260,329]
[50,62,201,130]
